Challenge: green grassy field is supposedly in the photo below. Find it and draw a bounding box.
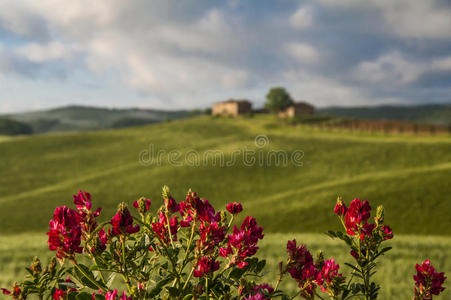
[0,115,450,298]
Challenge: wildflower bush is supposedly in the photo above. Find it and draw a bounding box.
[2,188,446,300]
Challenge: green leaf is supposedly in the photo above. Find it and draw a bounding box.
[73,264,105,290]
[90,265,100,271]
[380,246,392,254]
[228,267,246,280]
[68,293,78,300]
[22,280,35,286]
[255,259,266,274]
[343,235,353,247]
[76,292,94,300]
[58,281,78,290]
[344,263,360,273]
[326,230,337,238]
[106,273,116,287]
[147,277,173,298]
[24,267,33,276]
[166,286,179,297]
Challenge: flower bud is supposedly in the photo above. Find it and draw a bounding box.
[48,257,57,276]
[162,185,170,200]
[133,197,151,214]
[220,211,228,224]
[117,202,127,212]
[315,250,325,270]
[30,256,42,275]
[375,205,384,225]
[110,203,140,237]
[10,282,21,298]
[334,197,347,216]
[226,202,243,215]
[145,214,152,224]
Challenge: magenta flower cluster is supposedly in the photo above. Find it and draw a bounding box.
[2,190,447,300]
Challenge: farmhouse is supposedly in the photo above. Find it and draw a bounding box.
[278,102,314,118]
[212,99,252,117]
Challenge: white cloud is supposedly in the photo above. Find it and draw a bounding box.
[352,52,425,84]
[282,69,370,106]
[353,52,451,85]
[155,9,240,54]
[23,0,117,29]
[0,0,450,111]
[0,4,36,37]
[290,5,313,30]
[0,2,250,104]
[319,0,451,39]
[15,41,77,62]
[286,42,319,64]
[432,56,451,71]
[377,0,451,39]
[125,52,250,95]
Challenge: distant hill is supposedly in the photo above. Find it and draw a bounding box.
[3,103,450,135]
[0,118,33,135]
[317,104,451,126]
[3,105,198,134]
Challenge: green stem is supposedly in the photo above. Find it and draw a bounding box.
[339,216,347,232]
[273,272,284,291]
[359,263,370,300]
[121,238,132,293]
[96,266,106,286]
[183,268,195,290]
[165,212,176,249]
[84,221,110,245]
[88,255,107,286]
[227,215,234,228]
[180,221,196,273]
[357,233,361,258]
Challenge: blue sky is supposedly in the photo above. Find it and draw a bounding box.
[1,0,451,113]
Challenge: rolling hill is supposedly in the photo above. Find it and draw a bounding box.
[1,115,450,298]
[2,103,450,135]
[0,115,450,235]
[3,105,198,134]
[317,103,451,125]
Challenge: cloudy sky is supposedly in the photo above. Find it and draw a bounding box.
[1,0,451,113]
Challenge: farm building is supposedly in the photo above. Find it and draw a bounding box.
[278,102,314,118]
[212,99,252,117]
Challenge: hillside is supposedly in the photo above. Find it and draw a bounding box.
[3,103,450,135]
[318,103,451,126]
[0,118,33,135]
[0,115,450,235]
[4,105,197,134]
[1,115,450,299]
